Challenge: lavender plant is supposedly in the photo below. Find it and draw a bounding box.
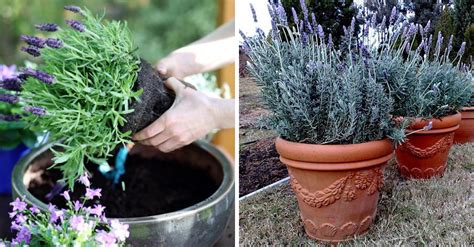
[3,175,129,246]
[242,3,403,145]
[18,7,142,188]
[366,8,473,119]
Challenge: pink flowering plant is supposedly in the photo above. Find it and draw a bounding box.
[4,175,129,246]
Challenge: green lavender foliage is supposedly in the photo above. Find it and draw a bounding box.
[21,9,141,188]
[245,28,400,145]
[370,17,473,119]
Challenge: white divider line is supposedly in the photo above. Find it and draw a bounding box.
[239,176,290,202]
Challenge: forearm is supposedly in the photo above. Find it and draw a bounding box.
[210,98,235,129]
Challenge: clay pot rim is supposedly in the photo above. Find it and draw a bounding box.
[405,112,461,134]
[275,138,393,170]
[461,106,474,112]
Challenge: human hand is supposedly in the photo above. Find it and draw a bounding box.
[132,77,220,152]
[156,52,202,79]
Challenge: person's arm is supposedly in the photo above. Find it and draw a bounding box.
[132,78,235,152]
[156,20,235,79]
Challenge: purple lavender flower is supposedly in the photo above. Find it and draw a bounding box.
[424,20,431,34]
[66,20,85,32]
[407,23,417,40]
[359,42,371,58]
[277,4,288,25]
[0,94,19,104]
[249,3,257,23]
[311,13,317,31]
[20,46,41,57]
[20,35,45,48]
[425,34,433,54]
[389,7,397,24]
[457,42,466,57]
[21,68,54,84]
[291,7,299,26]
[415,40,425,54]
[364,22,369,37]
[300,0,308,22]
[64,5,82,13]
[380,16,386,30]
[85,188,102,199]
[447,35,453,54]
[350,17,356,34]
[46,38,63,48]
[79,174,91,187]
[0,114,21,121]
[436,31,444,52]
[10,198,27,212]
[317,25,325,40]
[0,78,22,91]
[24,106,46,116]
[328,34,333,49]
[256,28,265,37]
[35,23,58,32]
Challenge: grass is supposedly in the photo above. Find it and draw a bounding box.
[239,143,474,246]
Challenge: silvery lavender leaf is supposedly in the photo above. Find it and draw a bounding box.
[389,7,397,24]
[66,20,85,32]
[0,114,21,121]
[24,106,46,116]
[0,94,19,104]
[249,3,257,23]
[0,77,22,91]
[20,35,45,48]
[64,5,82,13]
[20,46,41,57]
[35,23,58,32]
[46,38,63,48]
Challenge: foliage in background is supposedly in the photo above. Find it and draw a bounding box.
[3,175,129,246]
[243,1,403,145]
[0,0,216,65]
[20,7,141,188]
[279,0,360,47]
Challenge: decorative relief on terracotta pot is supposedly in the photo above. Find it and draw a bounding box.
[304,219,317,234]
[290,168,384,208]
[302,218,373,238]
[399,165,446,177]
[359,216,373,232]
[398,133,454,158]
[320,223,337,237]
[340,222,358,236]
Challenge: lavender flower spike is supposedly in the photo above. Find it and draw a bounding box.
[291,7,299,26]
[64,5,82,13]
[249,3,257,23]
[0,78,22,91]
[457,42,466,57]
[389,7,397,24]
[21,68,54,84]
[328,34,333,49]
[300,0,308,22]
[66,20,85,32]
[0,94,19,104]
[0,114,21,121]
[35,23,58,32]
[24,106,46,116]
[46,38,63,48]
[20,46,41,57]
[424,20,431,34]
[20,35,45,48]
[317,25,325,40]
[350,17,356,33]
[447,35,453,54]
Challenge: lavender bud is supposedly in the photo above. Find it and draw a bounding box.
[0,94,19,104]
[20,35,45,48]
[299,20,304,32]
[371,14,377,28]
[249,3,257,23]
[24,106,46,116]
[407,23,417,40]
[350,17,356,34]
[436,31,443,51]
[46,38,63,48]
[311,13,317,31]
[0,78,22,91]
[35,23,58,32]
[328,34,333,49]
[359,43,371,58]
[291,7,299,26]
[447,35,453,54]
[22,68,54,84]
[343,26,348,37]
[300,0,308,22]
[66,20,85,32]
[64,5,82,13]
[457,42,466,57]
[425,34,433,54]
[416,40,425,54]
[256,28,265,37]
[424,20,431,34]
[317,25,325,40]
[389,7,397,24]
[277,4,288,25]
[0,114,21,121]
[20,46,41,57]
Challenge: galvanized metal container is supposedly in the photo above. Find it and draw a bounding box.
[12,141,234,246]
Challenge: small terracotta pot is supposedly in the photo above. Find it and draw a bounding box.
[275,138,394,243]
[395,113,461,179]
[454,107,474,144]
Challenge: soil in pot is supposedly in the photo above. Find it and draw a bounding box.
[395,113,461,179]
[454,107,474,144]
[27,151,220,218]
[239,138,288,197]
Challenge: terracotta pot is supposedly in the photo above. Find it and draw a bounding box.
[275,138,394,243]
[454,107,474,144]
[395,113,461,179]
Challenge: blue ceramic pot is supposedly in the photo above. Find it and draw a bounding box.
[0,144,29,195]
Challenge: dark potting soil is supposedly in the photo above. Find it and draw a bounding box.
[28,154,219,218]
[239,138,288,196]
[121,59,175,134]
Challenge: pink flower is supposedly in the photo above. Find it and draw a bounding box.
[79,174,91,187]
[69,215,87,232]
[95,230,117,246]
[10,198,27,212]
[61,190,71,201]
[86,204,106,216]
[74,200,83,211]
[85,188,102,199]
[110,220,129,241]
[30,206,40,214]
